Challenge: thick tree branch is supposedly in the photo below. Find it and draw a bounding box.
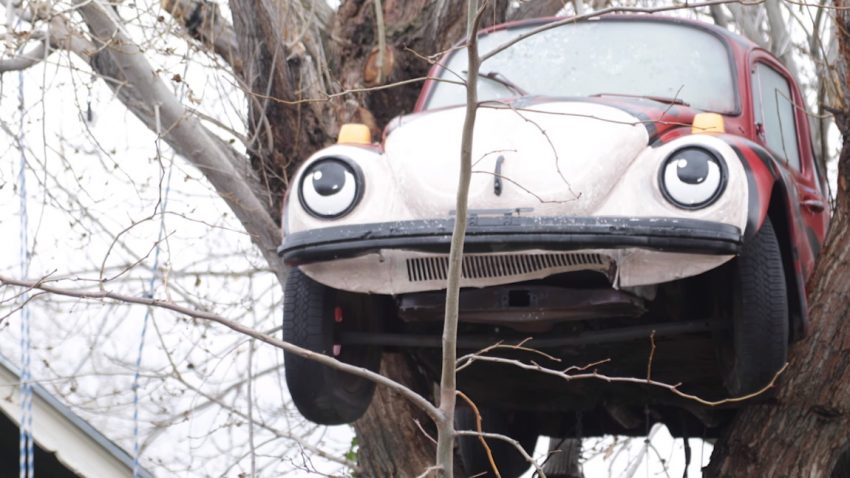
[73,0,285,282]
[161,0,243,77]
[710,4,731,27]
[765,1,801,82]
[727,3,770,49]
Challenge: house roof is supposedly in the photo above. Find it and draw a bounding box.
[0,353,156,478]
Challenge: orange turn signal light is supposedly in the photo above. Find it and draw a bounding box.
[691,113,725,134]
[337,123,371,144]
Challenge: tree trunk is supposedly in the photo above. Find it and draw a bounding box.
[705,3,850,476]
[353,353,464,477]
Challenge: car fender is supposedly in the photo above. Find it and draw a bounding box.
[722,135,812,340]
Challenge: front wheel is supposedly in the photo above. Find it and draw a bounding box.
[722,218,789,395]
[283,268,382,425]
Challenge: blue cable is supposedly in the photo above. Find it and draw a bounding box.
[17,68,34,478]
[131,135,174,478]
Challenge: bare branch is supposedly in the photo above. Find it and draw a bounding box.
[0,273,442,421]
[454,430,546,478]
[456,391,501,478]
[434,4,484,476]
[457,353,788,407]
[0,38,48,72]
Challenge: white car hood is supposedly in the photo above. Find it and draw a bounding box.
[384,100,649,216]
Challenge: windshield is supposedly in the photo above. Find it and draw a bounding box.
[426,20,737,113]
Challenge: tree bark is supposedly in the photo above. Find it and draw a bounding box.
[354,353,466,477]
[705,2,850,476]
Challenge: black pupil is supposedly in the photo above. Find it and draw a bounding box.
[312,163,347,196]
[675,154,710,184]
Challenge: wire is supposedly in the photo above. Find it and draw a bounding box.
[17,67,35,478]
[131,104,175,478]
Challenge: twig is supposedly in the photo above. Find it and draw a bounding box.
[0,274,442,421]
[457,338,562,373]
[646,330,656,383]
[456,391,501,478]
[504,103,581,200]
[415,466,444,478]
[414,419,439,445]
[454,430,547,478]
[246,76,464,106]
[458,353,788,407]
[470,170,576,204]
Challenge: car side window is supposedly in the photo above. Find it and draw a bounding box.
[751,63,802,170]
[812,151,829,197]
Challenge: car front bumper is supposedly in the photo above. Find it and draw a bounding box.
[278,216,741,294]
[278,215,742,264]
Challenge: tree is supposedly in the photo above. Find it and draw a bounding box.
[706,1,850,476]
[1,0,849,476]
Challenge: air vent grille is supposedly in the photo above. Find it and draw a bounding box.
[405,252,606,282]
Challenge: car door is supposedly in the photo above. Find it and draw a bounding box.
[749,55,828,280]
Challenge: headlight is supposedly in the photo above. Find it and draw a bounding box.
[298,157,363,218]
[659,147,726,209]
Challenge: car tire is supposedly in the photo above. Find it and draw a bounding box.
[724,217,789,396]
[283,267,381,425]
[455,407,538,478]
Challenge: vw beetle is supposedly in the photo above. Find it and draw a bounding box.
[278,14,829,466]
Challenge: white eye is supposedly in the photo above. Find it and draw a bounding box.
[300,159,361,218]
[661,148,724,208]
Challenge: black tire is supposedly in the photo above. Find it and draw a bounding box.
[283,268,381,425]
[456,407,538,478]
[723,217,789,395]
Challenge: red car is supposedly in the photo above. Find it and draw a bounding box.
[279,14,829,475]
